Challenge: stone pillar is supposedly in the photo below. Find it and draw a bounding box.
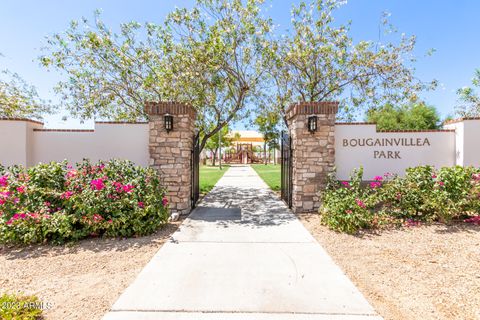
[286,102,338,213]
[145,102,196,215]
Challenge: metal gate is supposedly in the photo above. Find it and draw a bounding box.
[191,136,200,208]
[280,131,292,208]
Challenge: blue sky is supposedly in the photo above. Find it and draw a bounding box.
[0,0,479,128]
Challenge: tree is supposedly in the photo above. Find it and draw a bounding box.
[41,0,272,152]
[456,69,480,117]
[0,69,51,120]
[205,126,233,166]
[263,0,436,125]
[366,103,440,130]
[254,111,280,164]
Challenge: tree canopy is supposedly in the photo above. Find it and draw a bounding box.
[456,69,480,117]
[263,0,436,123]
[40,0,435,139]
[366,103,440,130]
[0,68,51,120]
[41,0,272,151]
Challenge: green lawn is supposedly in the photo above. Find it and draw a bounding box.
[199,165,230,194]
[251,164,281,191]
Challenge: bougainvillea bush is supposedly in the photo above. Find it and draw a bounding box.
[320,166,480,234]
[0,159,169,244]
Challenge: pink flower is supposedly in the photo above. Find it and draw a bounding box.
[341,181,350,188]
[6,219,13,225]
[162,197,169,206]
[113,181,123,192]
[437,181,445,187]
[464,216,480,225]
[122,184,134,193]
[0,191,11,199]
[345,210,353,215]
[92,214,103,222]
[108,219,113,224]
[13,198,19,204]
[431,174,437,179]
[374,176,383,181]
[60,191,74,199]
[138,201,145,208]
[90,179,105,191]
[370,181,382,189]
[472,173,480,181]
[405,219,421,227]
[355,198,366,209]
[0,198,5,205]
[0,175,8,187]
[16,186,26,194]
[396,192,402,200]
[66,170,77,178]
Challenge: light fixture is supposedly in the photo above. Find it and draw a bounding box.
[164,113,173,133]
[307,115,317,133]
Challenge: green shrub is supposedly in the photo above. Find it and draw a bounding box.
[0,159,169,244]
[320,166,480,233]
[0,293,44,320]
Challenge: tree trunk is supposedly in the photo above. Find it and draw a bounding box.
[212,148,218,166]
[264,142,267,165]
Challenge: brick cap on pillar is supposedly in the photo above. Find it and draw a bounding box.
[286,101,339,120]
[144,101,196,117]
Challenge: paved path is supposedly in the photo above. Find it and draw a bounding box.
[103,166,382,320]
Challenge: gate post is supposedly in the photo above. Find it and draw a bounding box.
[145,102,196,215]
[286,102,338,213]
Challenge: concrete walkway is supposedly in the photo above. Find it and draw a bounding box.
[103,166,382,320]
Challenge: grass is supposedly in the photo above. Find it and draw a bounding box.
[251,164,281,191]
[199,165,230,194]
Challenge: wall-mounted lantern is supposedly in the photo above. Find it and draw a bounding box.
[164,113,173,133]
[307,115,317,133]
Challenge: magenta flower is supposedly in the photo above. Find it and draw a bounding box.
[0,175,8,187]
[60,191,74,199]
[122,184,134,193]
[431,174,437,179]
[0,198,5,205]
[90,179,105,191]
[437,181,445,187]
[66,170,77,178]
[138,201,145,208]
[0,191,11,198]
[341,181,351,188]
[374,176,383,181]
[370,181,381,189]
[355,198,366,209]
[16,186,26,194]
[162,197,169,206]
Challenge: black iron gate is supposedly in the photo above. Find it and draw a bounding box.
[280,131,292,208]
[191,136,200,208]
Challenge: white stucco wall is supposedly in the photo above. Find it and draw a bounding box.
[0,120,28,167]
[335,124,456,180]
[31,123,149,166]
[0,120,149,167]
[461,120,480,167]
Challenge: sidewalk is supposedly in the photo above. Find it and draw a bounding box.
[103,165,382,320]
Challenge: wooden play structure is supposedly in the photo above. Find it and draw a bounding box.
[224,143,263,164]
